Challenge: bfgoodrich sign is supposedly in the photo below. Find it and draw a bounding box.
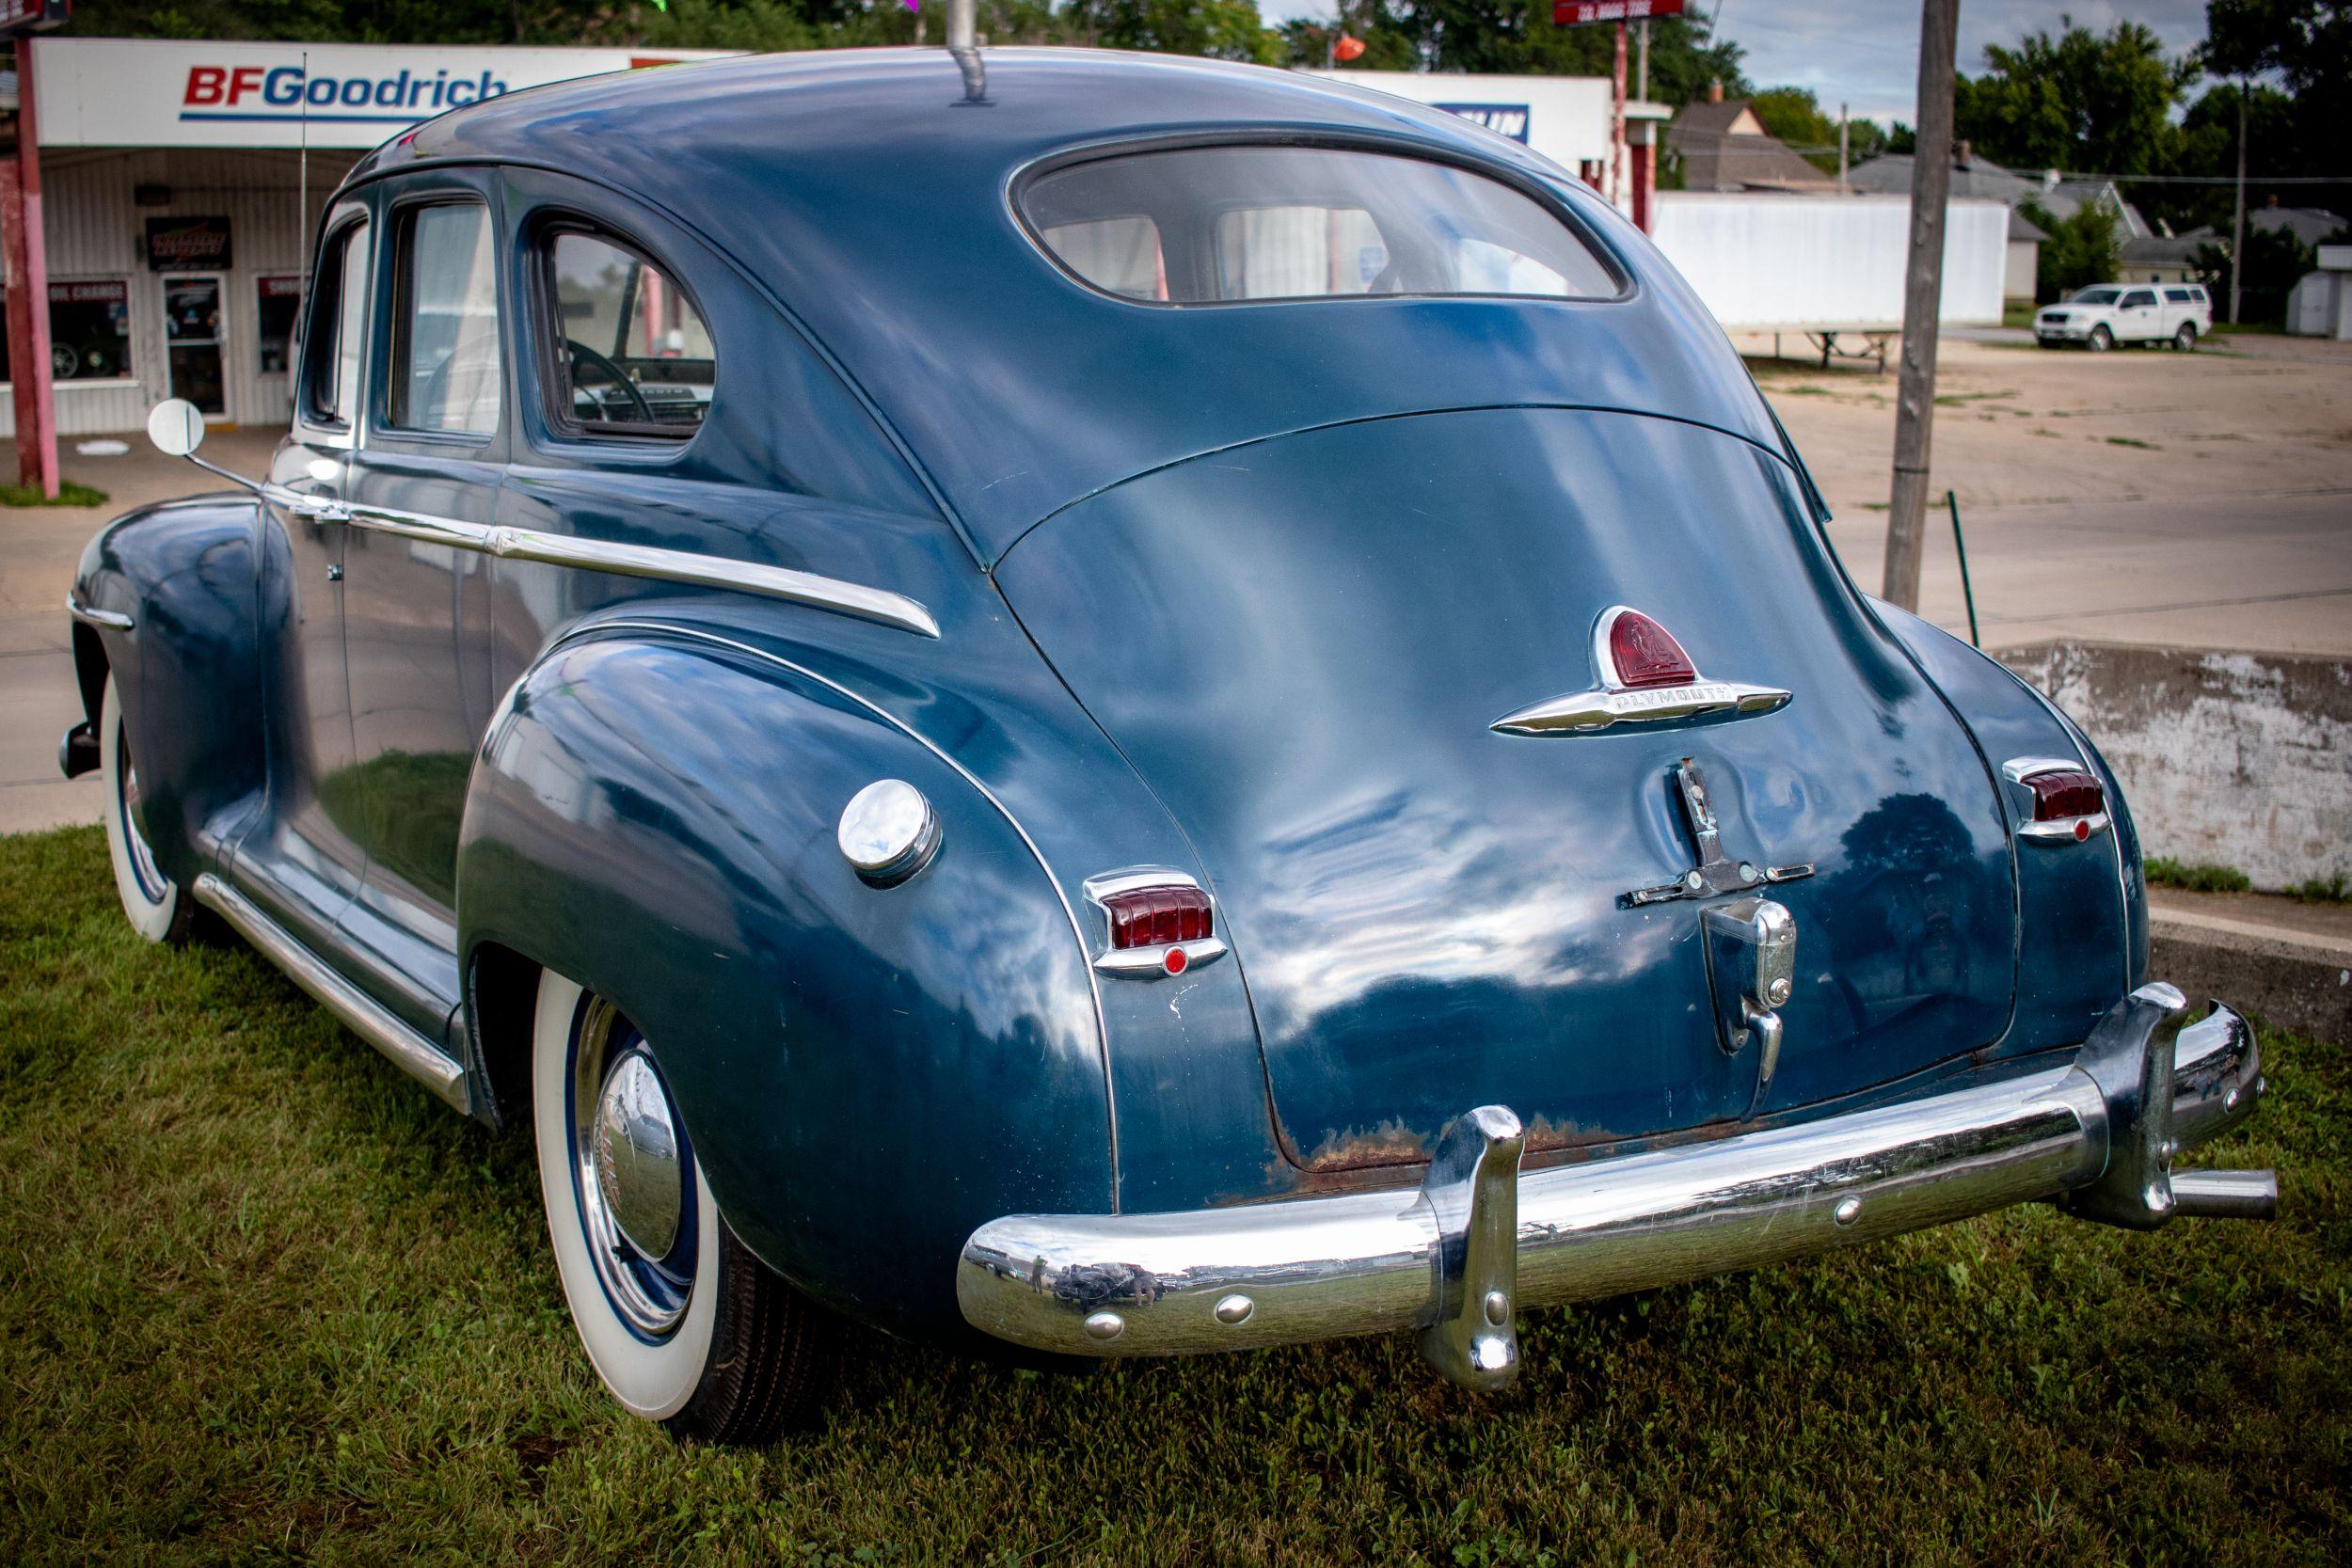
[31,39,736,150]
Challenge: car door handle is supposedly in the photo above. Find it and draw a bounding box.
[276,488,353,524]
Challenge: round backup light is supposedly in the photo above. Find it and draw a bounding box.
[837,779,942,884]
[1163,946,1189,975]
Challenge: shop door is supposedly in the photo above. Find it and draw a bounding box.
[163,275,230,417]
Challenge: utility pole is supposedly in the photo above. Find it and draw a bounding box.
[1637,18,1650,102]
[1883,0,1960,613]
[1837,102,1850,191]
[2229,75,2248,325]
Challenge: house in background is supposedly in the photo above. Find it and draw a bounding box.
[2006,209,2047,300]
[1664,86,1836,194]
[2287,245,2352,339]
[1849,144,2160,299]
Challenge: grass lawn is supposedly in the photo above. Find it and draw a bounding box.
[3,824,2346,1564]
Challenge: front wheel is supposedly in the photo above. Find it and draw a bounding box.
[532,970,834,1443]
[2174,323,2198,351]
[2088,325,2113,353]
[99,673,193,942]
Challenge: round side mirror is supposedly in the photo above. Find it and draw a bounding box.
[146,398,206,458]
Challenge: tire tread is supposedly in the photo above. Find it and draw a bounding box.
[663,1222,834,1445]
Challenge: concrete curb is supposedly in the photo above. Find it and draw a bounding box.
[2151,907,2352,1045]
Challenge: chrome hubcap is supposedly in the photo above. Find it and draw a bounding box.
[593,1053,683,1260]
[569,998,695,1338]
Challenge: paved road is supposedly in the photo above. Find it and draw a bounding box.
[1824,487,2352,655]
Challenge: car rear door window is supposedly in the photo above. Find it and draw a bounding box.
[2122,290,2158,309]
[389,201,501,436]
[546,231,714,436]
[1021,145,1618,305]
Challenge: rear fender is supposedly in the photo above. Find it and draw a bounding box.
[71,495,267,882]
[1877,602,2141,1042]
[455,626,1113,1341]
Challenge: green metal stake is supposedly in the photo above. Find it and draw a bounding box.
[1946,488,1980,648]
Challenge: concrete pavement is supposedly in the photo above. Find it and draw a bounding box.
[2,428,283,836]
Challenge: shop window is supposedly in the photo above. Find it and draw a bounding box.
[301,219,370,429]
[389,202,502,436]
[257,276,304,375]
[0,279,133,383]
[545,230,713,437]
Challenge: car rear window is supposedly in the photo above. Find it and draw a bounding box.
[1019,146,1618,305]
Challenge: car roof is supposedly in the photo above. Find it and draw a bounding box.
[358,49,1784,559]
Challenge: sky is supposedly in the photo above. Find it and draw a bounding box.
[1256,2,2214,127]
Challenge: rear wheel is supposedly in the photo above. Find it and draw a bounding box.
[2088,325,2113,353]
[99,674,192,943]
[531,970,834,1444]
[2174,322,2198,351]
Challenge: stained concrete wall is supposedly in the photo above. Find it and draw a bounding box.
[2001,641,2351,893]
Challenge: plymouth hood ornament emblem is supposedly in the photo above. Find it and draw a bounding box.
[1492,606,1791,736]
[1627,757,1814,907]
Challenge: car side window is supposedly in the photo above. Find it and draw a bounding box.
[544,230,714,437]
[300,218,370,429]
[2122,290,2157,309]
[389,201,502,436]
[2165,288,2194,302]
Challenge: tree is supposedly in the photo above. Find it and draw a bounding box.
[2023,198,2119,302]
[1950,19,2196,178]
[2193,223,2316,325]
[1369,0,1742,98]
[1746,87,1887,175]
[2197,2,2352,224]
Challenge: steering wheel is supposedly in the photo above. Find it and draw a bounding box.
[565,339,657,423]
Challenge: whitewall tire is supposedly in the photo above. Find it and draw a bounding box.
[100,673,187,943]
[531,969,833,1441]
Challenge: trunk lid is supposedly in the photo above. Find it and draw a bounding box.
[998,408,2017,1169]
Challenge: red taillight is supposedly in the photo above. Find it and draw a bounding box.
[1104,884,1214,949]
[2026,768,2104,823]
[1608,610,1698,689]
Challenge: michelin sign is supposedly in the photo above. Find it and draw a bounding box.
[33,39,736,149]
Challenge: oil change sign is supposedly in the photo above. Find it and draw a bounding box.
[31,39,738,149]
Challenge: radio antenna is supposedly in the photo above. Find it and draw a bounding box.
[295,50,311,285]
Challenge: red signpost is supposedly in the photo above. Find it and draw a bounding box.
[1553,0,1683,24]
[1553,0,1679,224]
[2,2,68,497]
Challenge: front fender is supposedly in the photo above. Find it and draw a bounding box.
[455,626,1113,1342]
[1878,601,2144,1047]
[72,494,266,882]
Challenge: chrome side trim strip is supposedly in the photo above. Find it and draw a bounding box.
[65,594,135,632]
[262,485,940,640]
[194,873,469,1111]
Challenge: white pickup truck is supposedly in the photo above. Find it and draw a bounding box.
[2036,283,2213,351]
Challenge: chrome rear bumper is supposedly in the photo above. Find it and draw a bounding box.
[957,985,2273,1389]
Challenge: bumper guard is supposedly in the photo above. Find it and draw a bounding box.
[957,985,2274,1390]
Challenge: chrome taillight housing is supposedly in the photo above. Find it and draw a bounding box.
[1083,869,1227,976]
[2003,757,2110,844]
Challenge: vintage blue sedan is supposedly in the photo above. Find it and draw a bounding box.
[63,47,2274,1443]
